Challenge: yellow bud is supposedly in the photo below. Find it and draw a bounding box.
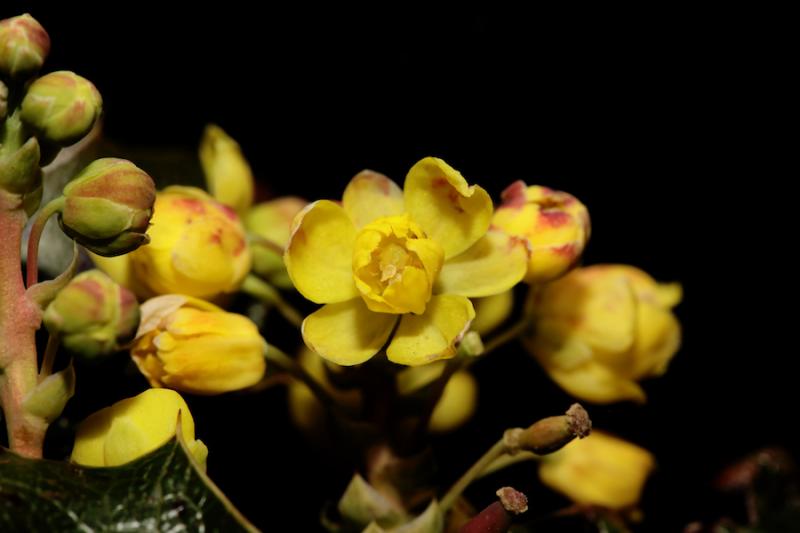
[131,295,267,395]
[199,124,254,214]
[471,290,513,336]
[71,388,208,468]
[395,362,478,433]
[524,264,682,404]
[492,181,590,283]
[128,186,251,299]
[538,431,654,509]
[352,214,443,314]
[0,14,50,80]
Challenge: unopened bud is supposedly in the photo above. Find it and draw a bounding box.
[505,403,591,455]
[0,136,41,195]
[20,71,102,146]
[59,158,155,256]
[0,80,8,119]
[43,269,139,358]
[0,14,50,80]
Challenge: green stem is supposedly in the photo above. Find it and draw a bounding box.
[264,344,352,418]
[25,196,64,287]
[478,451,540,480]
[481,317,531,356]
[440,439,509,512]
[0,204,46,458]
[38,331,60,383]
[241,274,304,328]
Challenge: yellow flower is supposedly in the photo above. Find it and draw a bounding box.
[492,181,590,283]
[92,186,251,300]
[71,388,208,468]
[396,362,478,433]
[539,431,655,510]
[245,196,307,289]
[525,264,682,403]
[284,160,529,366]
[131,295,266,395]
[199,124,254,214]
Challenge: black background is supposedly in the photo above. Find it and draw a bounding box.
[2,3,792,531]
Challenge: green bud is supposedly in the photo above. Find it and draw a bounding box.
[250,237,294,289]
[0,14,50,81]
[43,269,140,358]
[20,71,102,146]
[23,365,75,423]
[59,158,155,256]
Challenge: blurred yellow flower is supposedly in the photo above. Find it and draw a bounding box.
[285,160,529,366]
[131,295,266,395]
[199,124,254,214]
[245,196,307,289]
[539,430,655,510]
[492,181,590,283]
[525,264,682,403]
[71,388,208,468]
[92,186,251,300]
[470,290,514,337]
[396,362,478,433]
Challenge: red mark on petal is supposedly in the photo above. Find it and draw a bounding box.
[432,177,449,189]
[208,227,223,245]
[218,204,238,221]
[174,198,206,215]
[448,190,465,213]
[500,180,528,208]
[538,210,571,228]
[550,242,578,257]
[233,237,247,255]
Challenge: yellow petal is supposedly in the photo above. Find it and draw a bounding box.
[199,124,254,214]
[70,406,113,466]
[404,157,493,258]
[539,431,655,510]
[136,294,221,338]
[342,170,404,228]
[631,300,681,379]
[284,200,359,304]
[387,294,475,366]
[547,361,646,404]
[435,230,529,297]
[429,371,478,433]
[471,290,514,336]
[302,299,397,365]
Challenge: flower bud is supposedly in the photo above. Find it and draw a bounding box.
[43,270,139,358]
[199,124,254,214]
[20,71,102,146]
[0,80,8,119]
[524,264,682,404]
[0,14,50,80]
[396,362,478,433]
[245,196,307,289]
[504,403,591,455]
[71,388,208,468]
[128,186,251,299]
[492,181,590,283]
[471,290,513,336]
[538,431,655,510]
[131,295,266,395]
[59,158,155,256]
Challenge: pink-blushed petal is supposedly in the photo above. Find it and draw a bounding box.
[435,230,529,297]
[404,157,493,259]
[342,170,405,228]
[386,294,475,366]
[302,299,398,366]
[284,200,359,304]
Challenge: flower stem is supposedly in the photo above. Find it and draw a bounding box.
[0,204,46,457]
[481,317,531,356]
[25,196,64,288]
[440,439,509,512]
[241,274,304,328]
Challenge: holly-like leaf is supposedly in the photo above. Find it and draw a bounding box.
[0,437,258,531]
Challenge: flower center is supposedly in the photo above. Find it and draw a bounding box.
[352,214,443,315]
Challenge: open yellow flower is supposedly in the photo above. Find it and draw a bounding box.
[539,430,655,510]
[285,159,529,366]
[131,295,267,395]
[92,186,251,300]
[71,388,208,468]
[525,264,682,403]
